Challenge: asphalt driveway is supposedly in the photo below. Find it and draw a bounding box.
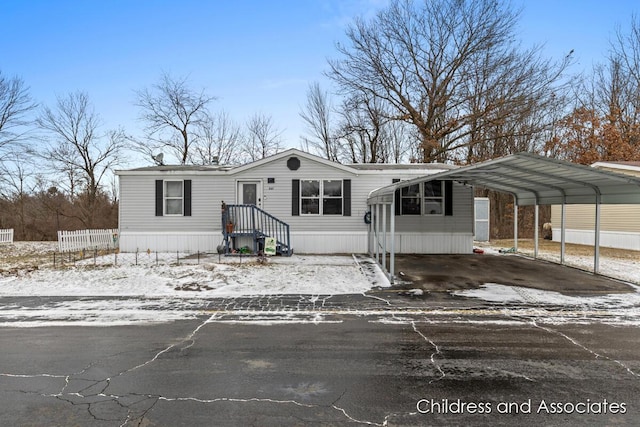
[391,253,635,295]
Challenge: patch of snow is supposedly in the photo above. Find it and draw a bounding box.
[454,282,640,307]
[0,253,388,298]
[475,241,640,285]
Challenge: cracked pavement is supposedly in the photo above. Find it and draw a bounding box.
[1,290,640,426]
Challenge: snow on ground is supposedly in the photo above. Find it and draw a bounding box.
[454,282,640,306]
[0,251,388,297]
[1,241,640,326]
[0,246,392,326]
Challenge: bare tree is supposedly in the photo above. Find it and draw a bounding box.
[300,82,339,162]
[242,113,284,162]
[546,15,640,164]
[0,70,37,158]
[598,15,640,143]
[328,0,571,162]
[189,110,242,165]
[0,148,37,239]
[336,93,390,163]
[37,91,125,228]
[134,72,216,164]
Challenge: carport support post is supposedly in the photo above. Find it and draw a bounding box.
[390,198,395,284]
[560,203,566,265]
[367,204,372,256]
[375,204,380,265]
[534,204,539,259]
[594,196,601,274]
[513,199,518,252]
[382,203,387,274]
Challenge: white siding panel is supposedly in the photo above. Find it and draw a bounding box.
[384,183,474,233]
[119,175,229,233]
[119,153,475,254]
[291,231,368,253]
[290,231,472,254]
[395,233,473,253]
[120,232,219,252]
[551,228,640,251]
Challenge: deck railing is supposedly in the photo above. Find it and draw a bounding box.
[221,204,291,256]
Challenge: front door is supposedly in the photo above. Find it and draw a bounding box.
[237,180,262,208]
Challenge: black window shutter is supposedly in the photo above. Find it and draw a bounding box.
[155,180,163,216]
[444,180,453,216]
[392,179,401,216]
[183,180,192,216]
[292,179,300,216]
[343,179,351,216]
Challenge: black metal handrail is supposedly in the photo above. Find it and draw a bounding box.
[221,203,292,256]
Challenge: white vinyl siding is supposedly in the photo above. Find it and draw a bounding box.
[118,151,475,253]
[390,182,473,234]
[119,175,223,233]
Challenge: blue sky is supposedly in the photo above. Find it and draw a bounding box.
[1,0,638,161]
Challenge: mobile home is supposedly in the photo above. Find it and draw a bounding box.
[115,149,475,254]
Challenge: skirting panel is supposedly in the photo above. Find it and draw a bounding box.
[552,228,640,251]
[393,232,473,253]
[120,231,475,254]
[119,232,220,253]
[291,232,369,254]
[293,231,473,254]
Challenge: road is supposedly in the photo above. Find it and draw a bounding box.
[1,292,639,426]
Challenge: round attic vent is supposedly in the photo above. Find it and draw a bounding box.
[287,157,300,171]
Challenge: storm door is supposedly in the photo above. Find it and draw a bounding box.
[237,180,262,208]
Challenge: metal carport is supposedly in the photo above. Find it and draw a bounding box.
[367,152,640,282]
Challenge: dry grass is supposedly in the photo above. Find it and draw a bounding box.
[489,239,640,261]
[0,242,57,270]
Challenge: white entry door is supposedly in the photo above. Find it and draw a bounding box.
[237,180,262,208]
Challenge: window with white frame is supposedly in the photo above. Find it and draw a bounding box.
[400,184,421,215]
[300,179,343,215]
[423,180,443,215]
[322,180,343,215]
[301,180,320,214]
[164,180,184,215]
[396,180,446,216]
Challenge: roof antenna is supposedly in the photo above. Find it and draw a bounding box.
[152,153,164,166]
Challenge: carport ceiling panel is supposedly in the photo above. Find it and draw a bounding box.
[450,154,640,205]
[366,152,640,206]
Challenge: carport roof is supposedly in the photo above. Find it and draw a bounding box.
[367,152,640,206]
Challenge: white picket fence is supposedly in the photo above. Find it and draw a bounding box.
[0,229,14,244]
[57,229,119,252]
